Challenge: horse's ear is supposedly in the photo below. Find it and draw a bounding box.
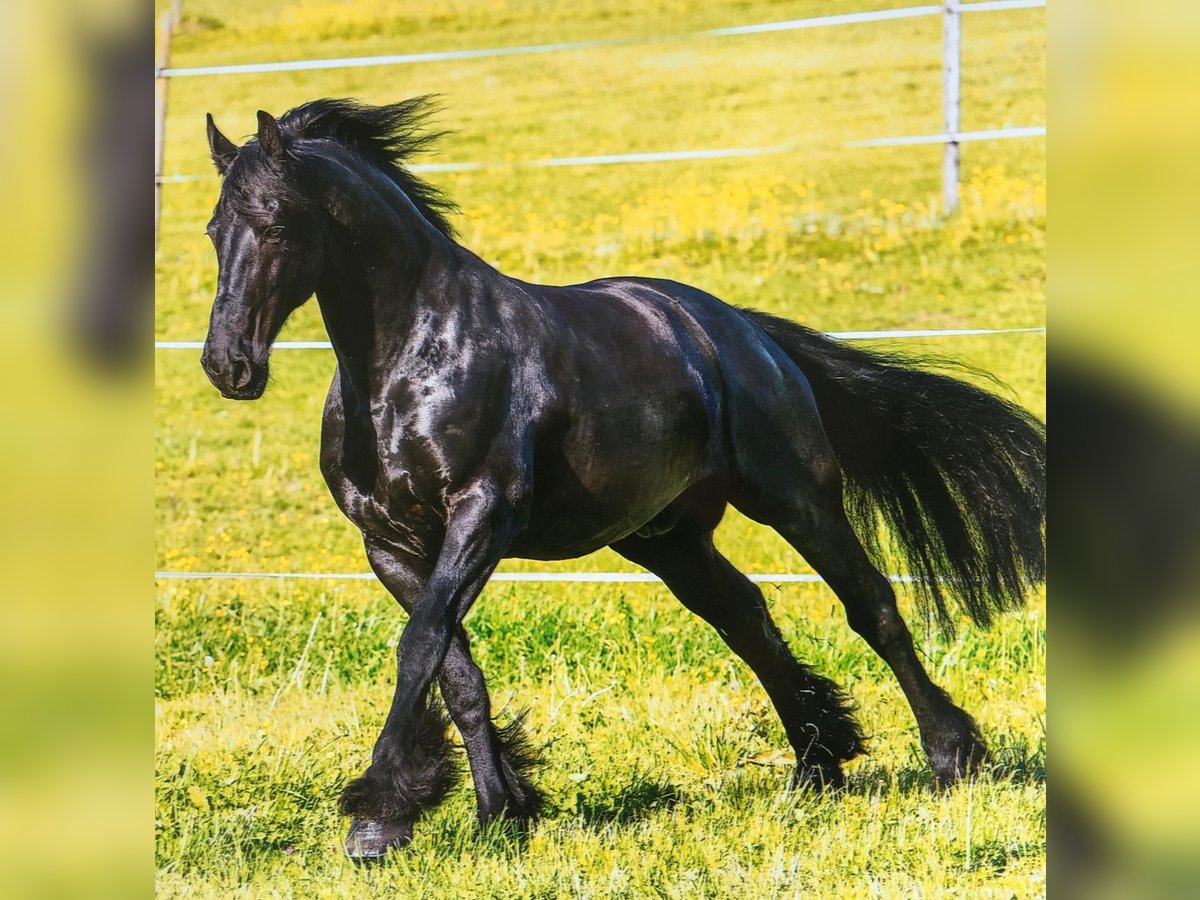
[206,113,238,175]
[256,110,286,163]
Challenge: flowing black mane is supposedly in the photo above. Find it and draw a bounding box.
[279,97,459,238]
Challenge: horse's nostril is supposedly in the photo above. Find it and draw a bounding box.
[232,359,253,390]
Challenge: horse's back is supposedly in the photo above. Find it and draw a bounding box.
[565,276,823,417]
[562,277,836,499]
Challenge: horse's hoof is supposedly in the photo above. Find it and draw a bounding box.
[926,721,988,789]
[930,742,988,789]
[344,818,412,860]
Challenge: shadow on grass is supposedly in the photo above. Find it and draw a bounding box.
[954,835,1046,875]
[446,773,687,857]
[985,733,1047,786]
[848,762,936,795]
[847,733,1046,796]
[461,774,686,853]
[575,774,685,828]
[471,814,540,855]
[457,733,1045,855]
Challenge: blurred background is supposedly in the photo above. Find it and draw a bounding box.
[0,0,1193,895]
[1053,2,1200,896]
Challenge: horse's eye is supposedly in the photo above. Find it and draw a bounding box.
[266,225,285,241]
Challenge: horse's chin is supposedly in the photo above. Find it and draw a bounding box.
[213,365,268,400]
[219,382,267,401]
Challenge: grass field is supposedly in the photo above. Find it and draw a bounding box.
[155,0,1046,895]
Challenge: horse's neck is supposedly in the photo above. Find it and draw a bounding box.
[314,167,467,402]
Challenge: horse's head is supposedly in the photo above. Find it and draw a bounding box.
[200,111,324,400]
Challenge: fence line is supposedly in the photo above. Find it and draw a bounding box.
[157,0,1046,78]
[154,327,1045,351]
[847,125,1045,148]
[155,0,1047,214]
[156,125,1045,185]
[154,570,917,585]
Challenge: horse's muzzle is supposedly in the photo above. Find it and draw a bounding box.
[200,347,268,400]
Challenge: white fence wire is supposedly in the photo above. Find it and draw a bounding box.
[157,1,1046,78]
[157,125,1047,185]
[155,1,1047,190]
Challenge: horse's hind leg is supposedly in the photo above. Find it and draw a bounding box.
[340,540,541,859]
[735,451,987,787]
[612,529,865,787]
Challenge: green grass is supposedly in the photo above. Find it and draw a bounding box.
[156,580,1045,897]
[155,0,1045,895]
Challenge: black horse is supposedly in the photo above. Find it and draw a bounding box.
[200,98,1045,859]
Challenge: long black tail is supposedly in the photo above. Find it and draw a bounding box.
[741,309,1046,633]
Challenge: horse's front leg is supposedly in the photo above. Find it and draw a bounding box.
[352,538,542,858]
[340,483,522,858]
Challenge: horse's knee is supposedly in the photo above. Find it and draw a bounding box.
[440,671,490,734]
[439,635,493,726]
[807,450,845,502]
[844,584,910,654]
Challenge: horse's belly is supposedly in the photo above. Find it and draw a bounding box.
[508,485,708,559]
[509,414,716,558]
[506,526,629,561]
[508,494,674,560]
